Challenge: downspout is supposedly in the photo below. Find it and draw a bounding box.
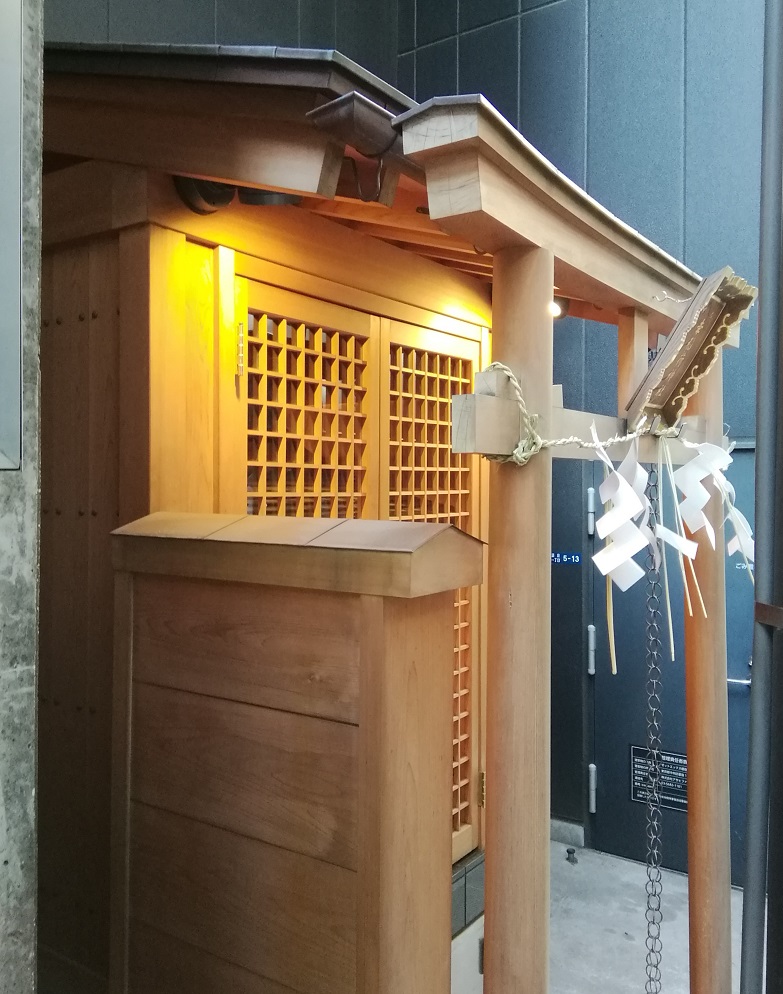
[740,0,783,988]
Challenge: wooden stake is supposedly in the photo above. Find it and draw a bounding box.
[483,245,554,994]
[683,353,732,994]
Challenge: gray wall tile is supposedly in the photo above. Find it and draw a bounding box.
[300,0,336,50]
[417,0,457,47]
[337,0,398,83]
[216,0,298,46]
[465,861,485,923]
[459,19,519,125]
[110,0,215,43]
[398,51,415,98]
[461,0,517,33]
[584,322,618,419]
[520,0,586,186]
[452,874,467,935]
[587,0,685,259]
[46,0,108,42]
[416,36,457,101]
[398,0,416,52]
[684,0,763,437]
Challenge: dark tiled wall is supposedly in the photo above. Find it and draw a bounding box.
[398,0,764,437]
[44,0,398,84]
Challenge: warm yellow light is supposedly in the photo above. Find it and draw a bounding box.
[548,300,563,318]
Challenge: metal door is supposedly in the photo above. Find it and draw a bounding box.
[589,451,755,884]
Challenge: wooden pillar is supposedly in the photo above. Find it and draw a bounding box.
[684,353,732,994]
[484,246,554,994]
[617,307,649,416]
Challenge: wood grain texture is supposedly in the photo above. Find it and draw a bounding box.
[44,95,344,197]
[216,256,247,513]
[43,161,149,249]
[39,241,95,967]
[683,354,732,994]
[418,148,688,340]
[85,236,121,974]
[617,308,649,416]
[148,230,216,513]
[132,575,361,723]
[41,237,122,984]
[130,803,356,994]
[118,226,152,526]
[146,173,492,330]
[357,593,453,994]
[483,246,553,994]
[129,923,300,994]
[132,682,358,869]
[110,573,134,994]
[398,98,699,333]
[112,524,483,600]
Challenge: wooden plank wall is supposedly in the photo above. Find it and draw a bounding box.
[124,574,360,994]
[39,234,120,978]
[40,229,225,985]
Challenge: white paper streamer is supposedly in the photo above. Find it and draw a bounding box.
[591,429,655,591]
[675,440,755,567]
[672,442,732,549]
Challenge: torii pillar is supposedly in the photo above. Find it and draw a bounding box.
[484,245,554,991]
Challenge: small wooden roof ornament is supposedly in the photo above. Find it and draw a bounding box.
[625,267,757,430]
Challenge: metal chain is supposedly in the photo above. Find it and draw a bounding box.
[645,467,664,993]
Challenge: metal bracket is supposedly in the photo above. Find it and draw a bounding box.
[588,763,597,814]
[587,625,596,676]
[587,487,596,536]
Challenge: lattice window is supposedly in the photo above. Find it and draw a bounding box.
[246,311,368,518]
[387,342,476,837]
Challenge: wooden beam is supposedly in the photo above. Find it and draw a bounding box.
[44,95,346,198]
[420,149,690,338]
[302,195,438,233]
[396,98,703,337]
[45,75,321,123]
[617,308,649,416]
[41,164,492,332]
[43,160,149,248]
[683,355,732,994]
[144,174,492,328]
[451,375,706,464]
[483,245,553,994]
[334,219,479,254]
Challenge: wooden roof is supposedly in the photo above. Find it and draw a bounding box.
[112,511,485,598]
[43,43,700,334]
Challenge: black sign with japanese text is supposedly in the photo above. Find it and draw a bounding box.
[630,745,688,812]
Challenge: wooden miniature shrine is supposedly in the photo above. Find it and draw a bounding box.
[40,44,741,994]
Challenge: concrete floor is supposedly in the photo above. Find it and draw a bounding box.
[452,842,744,994]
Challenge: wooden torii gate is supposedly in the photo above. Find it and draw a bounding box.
[395,95,736,994]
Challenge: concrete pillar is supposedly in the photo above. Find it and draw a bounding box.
[0,0,42,991]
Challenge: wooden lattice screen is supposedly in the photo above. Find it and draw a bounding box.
[385,333,477,854]
[246,311,370,519]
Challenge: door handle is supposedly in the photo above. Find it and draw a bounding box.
[727,677,752,687]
